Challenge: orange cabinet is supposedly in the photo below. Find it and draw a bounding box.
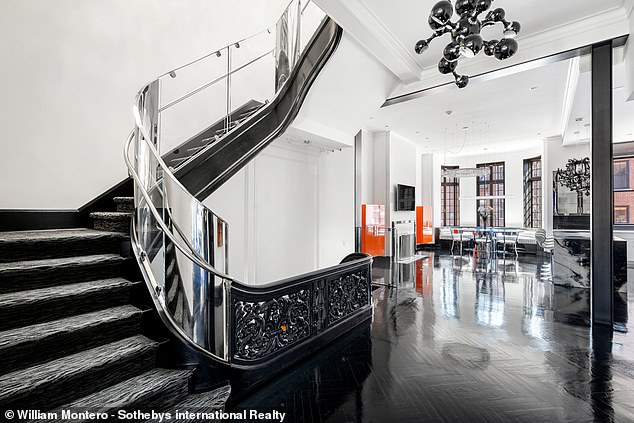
[416,206,433,244]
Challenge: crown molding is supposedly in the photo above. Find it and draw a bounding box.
[313,0,423,83]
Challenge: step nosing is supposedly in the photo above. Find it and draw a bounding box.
[0,254,127,272]
[61,369,193,408]
[0,305,143,349]
[0,336,158,394]
[0,278,138,305]
[0,229,126,243]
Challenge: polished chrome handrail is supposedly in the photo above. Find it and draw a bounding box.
[124,131,238,283]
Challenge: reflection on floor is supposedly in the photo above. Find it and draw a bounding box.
[230,253,634,422]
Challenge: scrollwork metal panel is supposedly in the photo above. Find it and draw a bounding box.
[233,290,311,361]
[327,270,370,325]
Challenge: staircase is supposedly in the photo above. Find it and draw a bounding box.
[163,100,264,170]
[0,196,230,417]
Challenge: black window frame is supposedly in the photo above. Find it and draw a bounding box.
[614,159,630,190]
[523,156,542,228]
[476,162,505,227]
[441,165,460,226]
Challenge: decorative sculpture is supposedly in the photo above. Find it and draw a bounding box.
[414,0,520,88]
[477,204,494,228]
[555,157,590,214]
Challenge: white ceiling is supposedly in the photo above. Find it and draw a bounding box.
[296,0,634,155]
[362,0,625,71]
[314,0,629,83]
[364,57,572,154]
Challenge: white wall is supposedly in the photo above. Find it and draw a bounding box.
[433,144,543,228]
[358,129,376,204]
[318,148,355,266]
[204,140,354,285]
[389,132,417,224]
[292,34,397,146]
[358,130,418,255]
[0,0,287,209]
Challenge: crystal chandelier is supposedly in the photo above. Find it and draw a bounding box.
[414,0,521,88]
[441,167,489,178]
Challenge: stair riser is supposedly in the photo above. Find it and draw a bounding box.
[0,313,143,375]
[0,237,124,264]
[93,219,131,233]
[0,348,157,411]
[116,203,135,213]
[0,259,130,294]
[0,285,136,331]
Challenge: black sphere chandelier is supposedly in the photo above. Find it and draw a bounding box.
[414,0,521,88]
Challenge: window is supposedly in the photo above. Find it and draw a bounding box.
[614,160,630,190]
[613,153,634,225]
[441,166,460,226]
[615,206,629,224]
[523,157,542,228]
[476,162,505,227]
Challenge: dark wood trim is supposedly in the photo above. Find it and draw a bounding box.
[591,41,614,327]
[0,179,134,232]
[78,178,133,215]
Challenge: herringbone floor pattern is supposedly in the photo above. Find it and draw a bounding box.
[232,253,634,422]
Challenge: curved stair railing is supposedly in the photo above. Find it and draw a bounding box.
[124,0,373,374]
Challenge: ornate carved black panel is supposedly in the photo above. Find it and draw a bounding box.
[229,255,372,366]
[327,270,369,325]
[233,290,311,361]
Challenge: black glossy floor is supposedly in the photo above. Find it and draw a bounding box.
[231,253,634,422]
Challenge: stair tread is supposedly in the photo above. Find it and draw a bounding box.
[113,197,134,202]
[0,228,126,243]
[0,305,143,352]
[173,384,231,409]
[61,368,193,409]
[89,212,133,219]
[0,335,158,402]
[0,253,126,273]
[0,277,138,308]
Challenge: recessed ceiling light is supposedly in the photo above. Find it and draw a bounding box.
[537,132,542,136]
[462,126,470,131]
[416,131,420,134]
[445,110,453,116]
[529,86,538,91]
[385,125,389,128]
[369,116,374,120]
